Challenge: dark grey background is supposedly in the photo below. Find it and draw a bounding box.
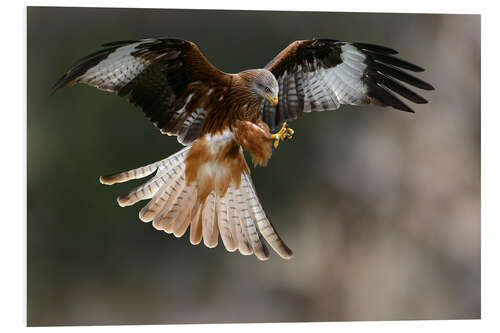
[28,7,480,326]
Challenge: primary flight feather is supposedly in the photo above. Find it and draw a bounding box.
[53,37,433,260]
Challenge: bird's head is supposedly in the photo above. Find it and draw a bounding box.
[250,69,279,105]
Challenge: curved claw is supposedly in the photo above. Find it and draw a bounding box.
[271,122,294,148]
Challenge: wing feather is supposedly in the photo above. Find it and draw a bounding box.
[189,200,204,245]
[216,193,238,252]
[202,191,219,248]
[139,163,185,222]
[241,173,293,259]
[227,186,252,255]
[154,184,197,235]
[115,147,189,207]
[263,39,434,130]
[53,38,231,145]
[235,184,269,261]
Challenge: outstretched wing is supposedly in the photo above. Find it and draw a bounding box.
[53,38,231,145]
[262,39,434,130]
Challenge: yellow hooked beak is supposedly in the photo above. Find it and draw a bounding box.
[266,93,278,105]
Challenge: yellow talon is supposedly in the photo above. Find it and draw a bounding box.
[271,122,294,148]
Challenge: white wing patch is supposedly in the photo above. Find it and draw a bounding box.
[262,42,377,129]
[77,43,150,91]
[274,46,368,117]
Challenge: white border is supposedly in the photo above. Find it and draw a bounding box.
[4,0,497,332]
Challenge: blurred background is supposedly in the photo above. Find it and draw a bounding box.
[27,7,480,326]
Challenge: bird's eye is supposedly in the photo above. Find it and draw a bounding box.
[266,87,271,93]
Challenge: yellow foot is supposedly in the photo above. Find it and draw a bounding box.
[271,122,294,148]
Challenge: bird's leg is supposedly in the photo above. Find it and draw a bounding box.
[271,122,294,148]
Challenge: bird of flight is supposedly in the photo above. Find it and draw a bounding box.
[53,38,433,260]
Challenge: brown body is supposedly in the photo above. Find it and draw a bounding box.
[181,67,276,204]
[186,118,273,203]
[199,71,266,133]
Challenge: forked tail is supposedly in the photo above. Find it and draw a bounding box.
[99,147,293,260]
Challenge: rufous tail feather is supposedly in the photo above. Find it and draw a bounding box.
[100,145,292,260]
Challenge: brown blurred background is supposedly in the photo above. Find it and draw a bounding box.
[27,7,480,326]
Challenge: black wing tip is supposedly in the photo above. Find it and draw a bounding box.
[391,98,415,113]
[348,40,431,76]
[50,74,71,95]
[367,76,431,112]
[369,70,432,105]
[369,61,435,92]
[50,65,86,96]
[370,77,432,111]
[392,103,415,113]
[367,81,420,114]
[51,42,125,96]
[353,42,399,55]
[422,82,435,91]
[351,42,425,73]
[371,56,425,73]
[410,65,425,72]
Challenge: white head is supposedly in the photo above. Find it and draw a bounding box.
[249,69,279,105]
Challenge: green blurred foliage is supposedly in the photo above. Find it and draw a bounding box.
[28,7,480,326]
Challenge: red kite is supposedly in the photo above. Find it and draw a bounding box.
[54,38,433,260]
